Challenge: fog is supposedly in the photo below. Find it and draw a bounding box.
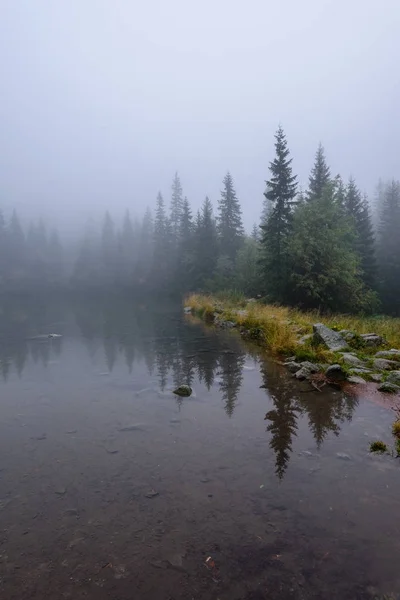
[1,0,399,231]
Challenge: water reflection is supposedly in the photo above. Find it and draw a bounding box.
[0,295,358,477]
[261,360,358,478]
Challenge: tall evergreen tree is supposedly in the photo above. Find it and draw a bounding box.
[344,178,376,289]
[101,211,117,284]
[259,126,297,302]
[153,192,173,285]
[179,197,193,245]
[176,197,194,286]
[217,172,244,262]
[120,210,135,283]
[8,210,26,284]
[48,230,64,285]
[307,143,331,201]
[287,183,376,312]
[193,197,219,288]
[377,180,400,314]
[170,172,184,243]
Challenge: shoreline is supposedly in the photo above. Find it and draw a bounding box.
[184,294,400,398]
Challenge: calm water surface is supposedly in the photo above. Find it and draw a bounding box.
[0,295,399,600]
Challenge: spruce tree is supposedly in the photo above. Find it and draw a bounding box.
[288,183,376,312]
[344,178,376,289]
[377,180,400,314]
[101,211,116,285]
[250,223,260,242]
[194,197,218,288]
[121,210,135,283]
[176,197,194,286]
[179,197,193,245]
[307,143,331,201]
[153,192,173,285]
[48,230,64,285]
[8,210,26,284]
[170,172,183,242]
[217,172,244,262]
[259,126,297,302]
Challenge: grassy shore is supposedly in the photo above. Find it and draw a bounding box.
[185,293,400,362]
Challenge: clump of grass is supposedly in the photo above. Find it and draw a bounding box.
[184,294,400,357]
[396,439,400,457]
[369,440,388,453]
[392,420,400,438]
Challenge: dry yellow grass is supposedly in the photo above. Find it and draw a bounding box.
[184,293,400,357]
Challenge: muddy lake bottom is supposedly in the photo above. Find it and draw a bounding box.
[0,296,399,600]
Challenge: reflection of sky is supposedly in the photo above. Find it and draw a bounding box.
[0,299,360,479]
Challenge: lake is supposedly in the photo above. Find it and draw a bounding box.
[0,294,399,600]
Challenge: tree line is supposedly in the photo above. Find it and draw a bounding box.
[0,128,399,314]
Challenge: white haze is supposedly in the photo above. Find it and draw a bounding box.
[0,0,399,232]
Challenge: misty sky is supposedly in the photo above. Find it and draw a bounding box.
[1,0,399,232]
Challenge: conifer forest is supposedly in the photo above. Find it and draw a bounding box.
[1,128,399,316]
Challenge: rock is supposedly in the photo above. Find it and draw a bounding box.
[360,333,387,347]
[63,508,79,517]
[340,353,365,367]
[173,385,192,397]
[375,350,400,359]
[378,382,400,394]
[336,452,351,460]
[372,358,399,371]
[294,361,319,380]
[386,371,400,386]
[313,323,348,351]
[247,298,257,303]
[348,376,367,384]
[339,330,356,342]
[183,306,192,314]
[325,364,346,381]
[298,334,313,345]
[145,489,159,499]
[221,321,236,329]
[349,367,371,374]
[285,361,302,373]
[369,373,383,383]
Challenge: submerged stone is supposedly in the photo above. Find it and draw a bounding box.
[325,364,346,381]
[173,385,192,397]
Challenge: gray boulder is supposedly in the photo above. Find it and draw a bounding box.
[348,375,367,384]
[294,361,319,380]
[183,306,193,314]
[369,373,383,383]
[325,364,346,381]
[339,329,356,342]
[360,333,387,347]
[375,349,400,359]
[340,353,365,368]
[378,382,400,394]
[372,358,399,371]
[313,323,348,351]
[285,361,302,373]
[386,371,400,386]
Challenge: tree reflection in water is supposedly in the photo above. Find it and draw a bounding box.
[0,295,358,477]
